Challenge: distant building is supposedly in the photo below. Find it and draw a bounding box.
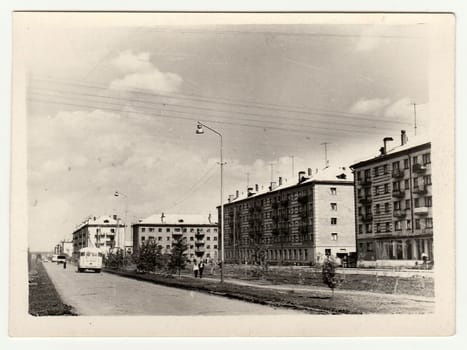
[350,131,433,267]
[60,240,73,257]
[132,213,218,263]
[220,167,356,265]
[71,215,125,257]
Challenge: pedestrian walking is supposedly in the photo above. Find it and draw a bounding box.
[193,260,199,278]
[198,260,205,278]
[63,260,67,269]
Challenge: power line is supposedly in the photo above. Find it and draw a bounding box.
[31,76,412,126]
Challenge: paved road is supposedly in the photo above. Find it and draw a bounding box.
[43,262,301,315]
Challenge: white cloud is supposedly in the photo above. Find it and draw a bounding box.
[109,50,182,93]
[349,97,391,114]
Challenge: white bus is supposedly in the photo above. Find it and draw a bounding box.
[77,247,103,273]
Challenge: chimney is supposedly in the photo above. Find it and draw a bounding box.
[93,216,97,221]
[247,187,254,197]
[298,171,306,183]
[278,176,283,186]
[161,212,165,223]
[255,184,259,192]
[308,168,312,176]
[269,181,277,191]
[383,137,394,155]
[208,213,212,224]
[401,130,408,145]
[112,214,117,220]
[228,195,234,203]
[235,190,239,199]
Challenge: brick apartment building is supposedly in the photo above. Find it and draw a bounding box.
[132,213,219,263]
[350,131,433,267]
[219,167,356,265]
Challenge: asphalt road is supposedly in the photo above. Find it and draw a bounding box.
[43,262,301,315]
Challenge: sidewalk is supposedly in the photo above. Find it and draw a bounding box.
[179,272,435,303]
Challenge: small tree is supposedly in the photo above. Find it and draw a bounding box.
[134,241,163,273]
[322,257,338,297]
[168,238,189,276]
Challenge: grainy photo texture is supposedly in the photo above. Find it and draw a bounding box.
[10,12,455,336]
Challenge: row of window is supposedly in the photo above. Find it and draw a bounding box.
[140,235,218,242]
[226,248,310,261]
[356,153,431,179]
[141,241,218,250]
[140,227,218,233]
[359,196,432,215]
[358,175,431,197]
[358,217,433,234]
[233,233,313,246]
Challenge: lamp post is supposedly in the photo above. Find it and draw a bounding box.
[196,121,225,283]
[114,190,128,254]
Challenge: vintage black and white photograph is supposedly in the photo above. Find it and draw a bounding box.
[9,12,455,336]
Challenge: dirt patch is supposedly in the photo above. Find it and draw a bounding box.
[29,260,76,316]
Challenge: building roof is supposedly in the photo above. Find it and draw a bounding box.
[350,135,431,169]
[136,213,217,226]
[226,166,353,205]
[73,215,123,232]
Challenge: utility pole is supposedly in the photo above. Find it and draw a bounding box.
[321,142,330,168]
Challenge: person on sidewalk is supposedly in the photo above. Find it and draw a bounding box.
[193,260,199,278]
[198,260,205,278]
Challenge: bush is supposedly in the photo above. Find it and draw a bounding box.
[133,242,165,273]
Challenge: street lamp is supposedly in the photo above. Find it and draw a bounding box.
[114,190,128,253]
[195,121,225,283]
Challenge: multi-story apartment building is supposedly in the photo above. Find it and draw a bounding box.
[220,167,356,265]
[350,131,432,267]
[132,213,219,263]
[60,240,73,257]
[72,215,124,257]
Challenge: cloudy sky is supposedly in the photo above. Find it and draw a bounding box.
[19,13,438,251]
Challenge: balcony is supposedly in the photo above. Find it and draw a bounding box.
[358,196,372,205]
[413,185,427,195]
[195,231,205,238]
[358,177,372,187]
[392,189,405,198]
[195,240,205,246]
[195,247,205,255]
[172,231,183,238]
[414,206,429,216]
[360,213,373,222]
[413,163,427,173]
[422,227,433,235]
[392,169,404,178]
[393,209,406,218]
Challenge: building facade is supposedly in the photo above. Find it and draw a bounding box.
[220,168,356,265]
[132,213,219,263]
[61,240,73,257]
[72,215,124,257]
[350,132,433,267]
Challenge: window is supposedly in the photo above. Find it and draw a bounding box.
[141,228,146,232]
[141,236,145,241]
[385,222,391,232]
[166,245,170,249]
[206,245,210,249]
[425,196,432,207]
[394,201,401,210]
[413,177,419,189]
[213,245,218,249]
[367,242,374,252]
[190,237,194,241]
[415,219,421,230]
[158,237,162,241]
[158,228,162,232]
[325,248,331,256]
[190,228,194,233]
[174,228,181,232]
[183,228,187,233]
[358,224,363,234]
[406,219,412,230]
[383,164,389,174]
[375,204,381,214]
[374,186,379,195]
[207,236,211,241]
[331,203,337,211]
[425,218,433,228]
[393,181,400,190]
[376,223,381,233]
[404,159,409,169]
[413,156,418,164]
[166,237,170,241]
[207,229,211,233]
[357,171,362,180]
[385,202,390,213]
[404,179,410,190]
[190,245,194,249]
[214,236,217,241]
[405,199,411,210]
[384,184,390,194]
[331,218,337,225]
[166,228,170,233]
[330,187,337,195]
[392,161,400,170]
[331,233,338,241]
[414,198,420,208]
[366,223,372,233]
[394,221,402,230]
[423,175,432,185]
[422,153,431,164]
[110,228,115,233]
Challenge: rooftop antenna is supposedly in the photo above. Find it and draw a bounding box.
[411,102,418,136]
[321,142,330,168]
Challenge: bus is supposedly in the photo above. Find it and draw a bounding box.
[77,247,103,273]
